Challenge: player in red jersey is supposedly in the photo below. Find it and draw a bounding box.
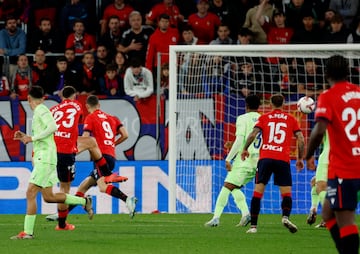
[241,94,305,234]
[100,0,134,35]
[72,95,137,218]
[50,86,126,227]
[187,0,221,44]
[145,0,184,28]
[306,55,360,254]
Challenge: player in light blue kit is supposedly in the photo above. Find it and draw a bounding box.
[205,95,261,227]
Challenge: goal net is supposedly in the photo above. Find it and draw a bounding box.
[168,44,360,214]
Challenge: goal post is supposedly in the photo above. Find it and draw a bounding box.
[168,44,360,214]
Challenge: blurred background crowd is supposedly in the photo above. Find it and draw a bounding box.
[0,0,359,101]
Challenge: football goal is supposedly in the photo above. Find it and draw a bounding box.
[168,44,360,214]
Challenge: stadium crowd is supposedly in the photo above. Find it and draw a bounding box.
[0,0,359,101]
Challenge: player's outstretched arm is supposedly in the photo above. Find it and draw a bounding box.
[305,120,328,160]
[241,128,260,161]
[115,126,129,146]
[295,131,305,171]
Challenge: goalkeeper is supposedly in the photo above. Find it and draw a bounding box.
[205,95,261,227]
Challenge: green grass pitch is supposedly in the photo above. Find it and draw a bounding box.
[1,214,338,254]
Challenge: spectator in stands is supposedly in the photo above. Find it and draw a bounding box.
[329,0,358,28]
[98,15,122,58]
[65,19,96,54]
[27,17,64,53]
[44,56,76,96]
[285,0,317,31]
[0,15,26,77]
[209,0,230,24]
[95,44,111,78]
[188,0,221,44]
[9,54,37,100]
[229,58,263,98]
[180,24,199,45]
[26,0,61,34]
[227,0,255,42]
[117,11,154,66]
[277,58,298,101]
[160,62,169,99]
[31,49,49,88]
[203,55,231,95]
[99,63,125,97]
[311,0,330,29]
[291,11,324,43]
[243,0,273,44]
[178,53,205,95]
[78,52,102,95]
[145,0,184,28]
[100,0,134,36]
[236,27,253,44]
[64,47,82,81]
[0,69,10,97]
[60,0,91,36]
[0,0,26,22]
[347,16,360,43]
[257,6,294,45]
[209,23,233,45]
[323,13,350,43]
[321,8,336,31]
[297,58,327,98]
[124,57,154,102]
[145,13,179,77]
[114,51,128,79]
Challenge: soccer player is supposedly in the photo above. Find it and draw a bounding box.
[11,86,93,239]
[205,95,261,227]
[241,93,305,234]
[306,55,360,254]
[49,86,125,229]
[306,132,329,227]
[70,95,137,218]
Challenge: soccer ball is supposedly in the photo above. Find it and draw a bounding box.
[297,96,315,114]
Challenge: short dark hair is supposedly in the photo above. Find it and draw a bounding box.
[181,23,193,32]
[270,94,284,108]
[130,58,142,68]
[238,27,253,37]
[5,15,16,24]
[57,56,68,63]
[158,13,170,21]
[39,17,51,24]
[62,86,77,99]
[86,95,99,107]
[29,86,44,99]
[73,19,85,26]
[325,55,349,81]
[105,63,117,71]
[245,95,261,110]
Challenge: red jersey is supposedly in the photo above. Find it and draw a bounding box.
[102,4,134,30]
[315,81,360,179]
[50,99,83,154]
[83,109,122,157]
[145,27,179,70]
[255,109,301,162]
[11,70,38,100]
[147,3,182,27]
[187,12,221,44]
[0,76,9,96]
[65,33,97,54]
